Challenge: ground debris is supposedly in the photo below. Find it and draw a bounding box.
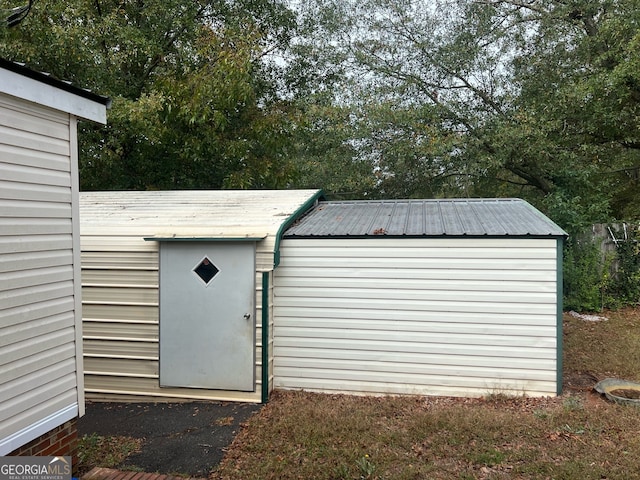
[568,310,608,322]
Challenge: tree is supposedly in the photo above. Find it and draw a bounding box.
[0,0,299,190]
[291,0,640,229]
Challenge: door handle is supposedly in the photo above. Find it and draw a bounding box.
[244,313,251,320]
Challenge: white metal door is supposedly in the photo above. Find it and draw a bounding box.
[159,241,255,391]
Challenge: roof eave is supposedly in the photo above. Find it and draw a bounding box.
[284,233,568,240]
[0,58,110,123]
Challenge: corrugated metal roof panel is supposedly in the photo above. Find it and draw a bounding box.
[284,198,566,237]
[80,190,323,238]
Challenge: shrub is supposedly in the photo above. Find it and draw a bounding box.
[563,224,640,311]
[563,235,608,312]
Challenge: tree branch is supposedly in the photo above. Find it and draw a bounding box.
[140,4,210,85]
[505,160,553,193]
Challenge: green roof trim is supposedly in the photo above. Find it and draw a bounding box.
[556,237,565,396]
[261,272,270,403]
[273,189,325,268]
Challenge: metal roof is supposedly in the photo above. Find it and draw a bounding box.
[284,198,567,238]
[80,190,323,239]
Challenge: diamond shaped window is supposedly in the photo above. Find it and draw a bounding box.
[194,257,219,284]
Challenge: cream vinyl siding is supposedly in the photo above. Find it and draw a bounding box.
[273,237,560,397]
[0,94,80,453]
[79,190,320,402]
[80,237,269,402]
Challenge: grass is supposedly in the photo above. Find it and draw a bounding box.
[211,390,640,479]
[79,308,640,479]
[76,433,142,475]
[212,308,640,480]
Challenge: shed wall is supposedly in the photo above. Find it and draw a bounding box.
[81,235,274,402]
[273,237,560,397]
[0,94,81,453]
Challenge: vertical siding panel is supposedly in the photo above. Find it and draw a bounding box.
[273,237,559,397]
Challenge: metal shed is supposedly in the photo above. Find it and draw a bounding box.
[0,59,108,456]
[79,189,322,403]
[273,198,567,397]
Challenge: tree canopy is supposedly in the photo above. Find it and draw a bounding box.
[290,0,640,230]
[2,0,639,232]
[1,0,300,190]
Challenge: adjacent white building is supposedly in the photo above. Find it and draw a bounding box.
[0,58,108,456]
[273,199,567,397]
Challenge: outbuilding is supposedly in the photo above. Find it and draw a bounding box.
[79,189,323,404]
[80,193,566,402]
[273,198,567,397]
[0,59,108,458]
